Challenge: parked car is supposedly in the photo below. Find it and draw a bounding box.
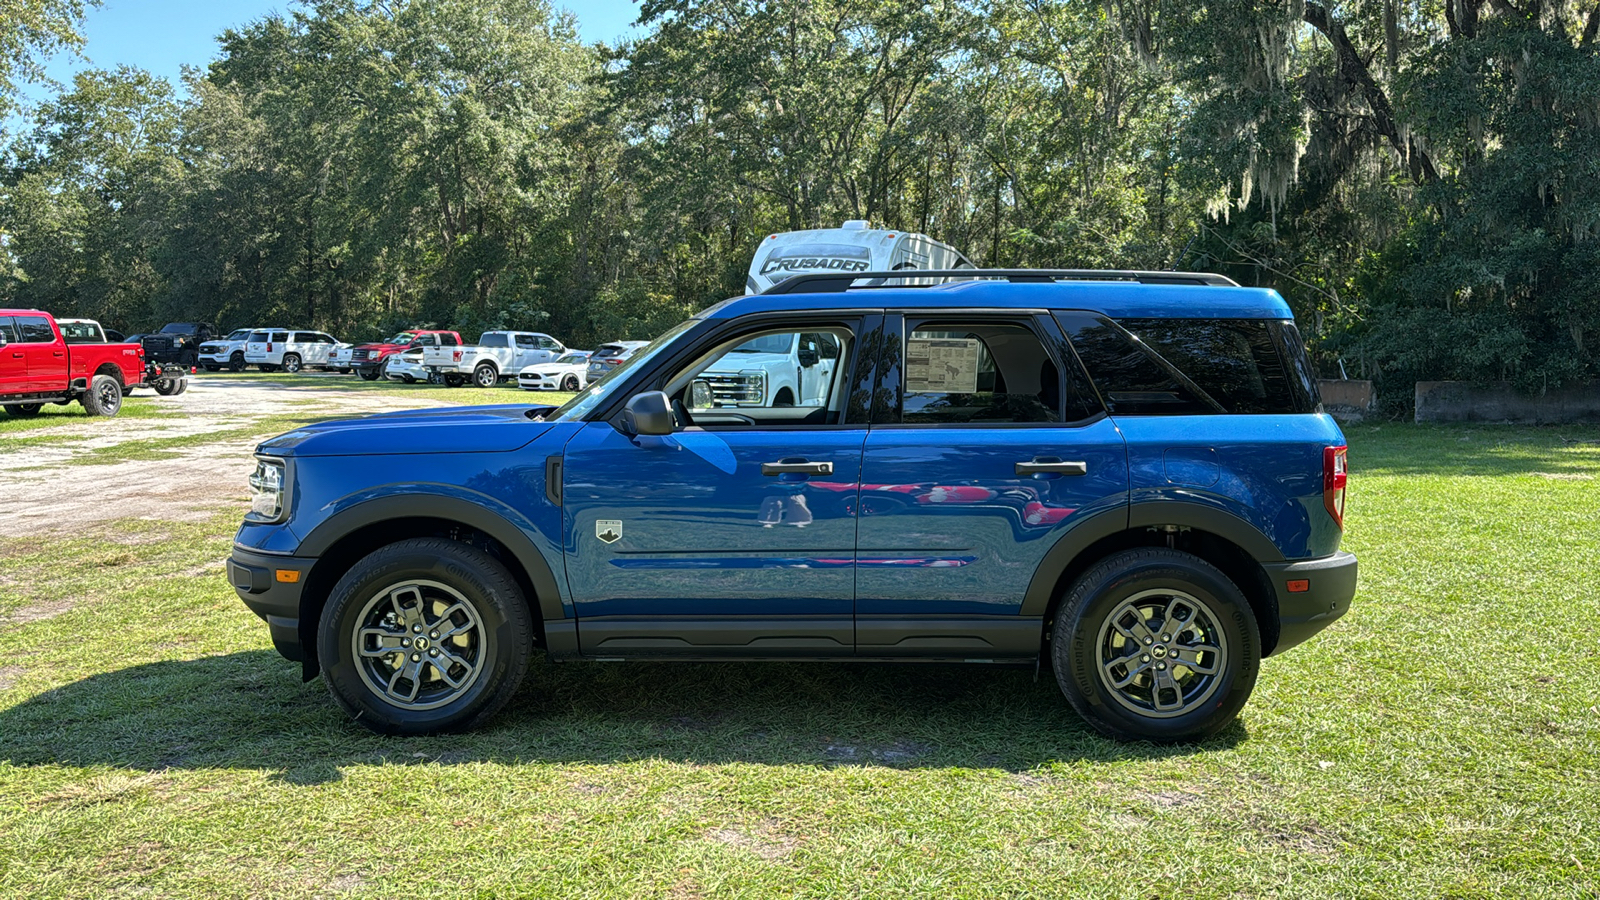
[199,329,260,372]
[140,322,214,366]
[584,341,650,384]
[349,330,463,381]
[230,268,1356,743]
[245,329,340,373]
[2,309,185,416]
[383,347,428,384]
[517,351,592,392]
[695,331,841,408]
[423,331,567,388]
[327,343,355,374]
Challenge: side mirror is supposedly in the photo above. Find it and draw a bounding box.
[689,379,714,408]
[797,344,820,368]
[622,391,675,436]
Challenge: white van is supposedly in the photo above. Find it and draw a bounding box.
[745,220,972,294]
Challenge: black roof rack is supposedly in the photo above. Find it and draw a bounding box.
[761,268,1240,295]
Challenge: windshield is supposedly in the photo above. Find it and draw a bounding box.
[227,330,251,341]
[556,353,587,364]
[161,323,196,334]
[730,333,792,354]
[384,333,417,344]
[545,320,698,422]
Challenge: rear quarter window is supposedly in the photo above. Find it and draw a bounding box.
[1062,314,1313,415]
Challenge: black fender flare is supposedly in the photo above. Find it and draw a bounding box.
[1019,500,1282,617]
[296,493,566,622]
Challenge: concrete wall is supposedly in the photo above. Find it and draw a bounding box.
[1318,379,1375,422]
[1415,381,1600,424]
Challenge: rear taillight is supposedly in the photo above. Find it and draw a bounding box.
[1323,445,1348,529]
[266,343,273,352]
[453,350,463,361]
[603,358,622,365]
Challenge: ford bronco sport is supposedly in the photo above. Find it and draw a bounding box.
[229,270,1356,743]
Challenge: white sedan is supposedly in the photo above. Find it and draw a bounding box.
[517,351,591,392]
[383,347,429,384]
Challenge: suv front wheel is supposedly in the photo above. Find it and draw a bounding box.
[317,538,534,734]
[1051,548,1259,743]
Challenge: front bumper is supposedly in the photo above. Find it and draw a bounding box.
[1262,551,1357,655]
[228,545,315,663]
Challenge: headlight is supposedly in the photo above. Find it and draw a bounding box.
[248,458,286,520]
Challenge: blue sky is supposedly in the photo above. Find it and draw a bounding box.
[23,0,643,105]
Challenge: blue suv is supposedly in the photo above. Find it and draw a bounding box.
[228,270,1356,742]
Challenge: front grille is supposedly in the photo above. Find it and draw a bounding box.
[353,349,370,361]
[702,372,765,405]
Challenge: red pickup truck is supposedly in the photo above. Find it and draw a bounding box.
[0,309,179,417]
[348,329,463,381]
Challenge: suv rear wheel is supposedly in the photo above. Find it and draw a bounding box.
[1051,548,1259,743]
[317,538,534,735]
[282,353,302,373]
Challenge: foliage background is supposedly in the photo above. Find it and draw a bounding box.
[2,0,1596,398]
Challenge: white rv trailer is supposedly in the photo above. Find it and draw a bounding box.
[745,220,972,294]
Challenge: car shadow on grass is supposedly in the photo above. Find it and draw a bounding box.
[0,650,1244,782]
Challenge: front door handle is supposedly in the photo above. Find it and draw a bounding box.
[762,459,833,476]
[1015,459,1088,477]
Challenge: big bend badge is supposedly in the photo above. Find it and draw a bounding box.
[595,520,623,544]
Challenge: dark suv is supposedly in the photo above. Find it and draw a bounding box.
[228,270,1355,743]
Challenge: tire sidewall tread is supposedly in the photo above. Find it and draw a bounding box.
[317,538,534,735]
[1051,547,1260,744]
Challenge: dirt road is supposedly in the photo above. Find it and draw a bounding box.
[0,376,453,538]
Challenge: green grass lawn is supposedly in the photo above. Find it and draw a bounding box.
[1,423,1597,897]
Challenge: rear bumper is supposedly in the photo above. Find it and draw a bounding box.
[1262,551,1357,655]
[228,545,315,663]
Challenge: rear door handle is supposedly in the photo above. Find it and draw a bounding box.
[1015,459,1087,476]
[762,459,833,476]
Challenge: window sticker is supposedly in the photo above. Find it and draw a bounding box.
[906,338,981,393]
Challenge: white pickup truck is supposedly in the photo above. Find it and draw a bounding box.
[695,331,841,408]
[422,331,567,388]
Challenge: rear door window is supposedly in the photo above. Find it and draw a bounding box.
[1056,314,1214,416]
[270,331,289,343]
[0,317,17,342]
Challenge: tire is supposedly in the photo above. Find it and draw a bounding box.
[402,375,416,384]
[202,364,220,372]
[443,373,467,388]
[282,353,302,374]
[338,368,352,375]
[4,403,43,417]
[180,350,197,368]
[1050,548,1259,743]
[230,352,246,372]
[359,367,381,381]
[316,538,534,735]
[261,364,279,373]
[561,374,579,391]
[81,374,124,417]
[154,378,183,396]
[473,362,498,388]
